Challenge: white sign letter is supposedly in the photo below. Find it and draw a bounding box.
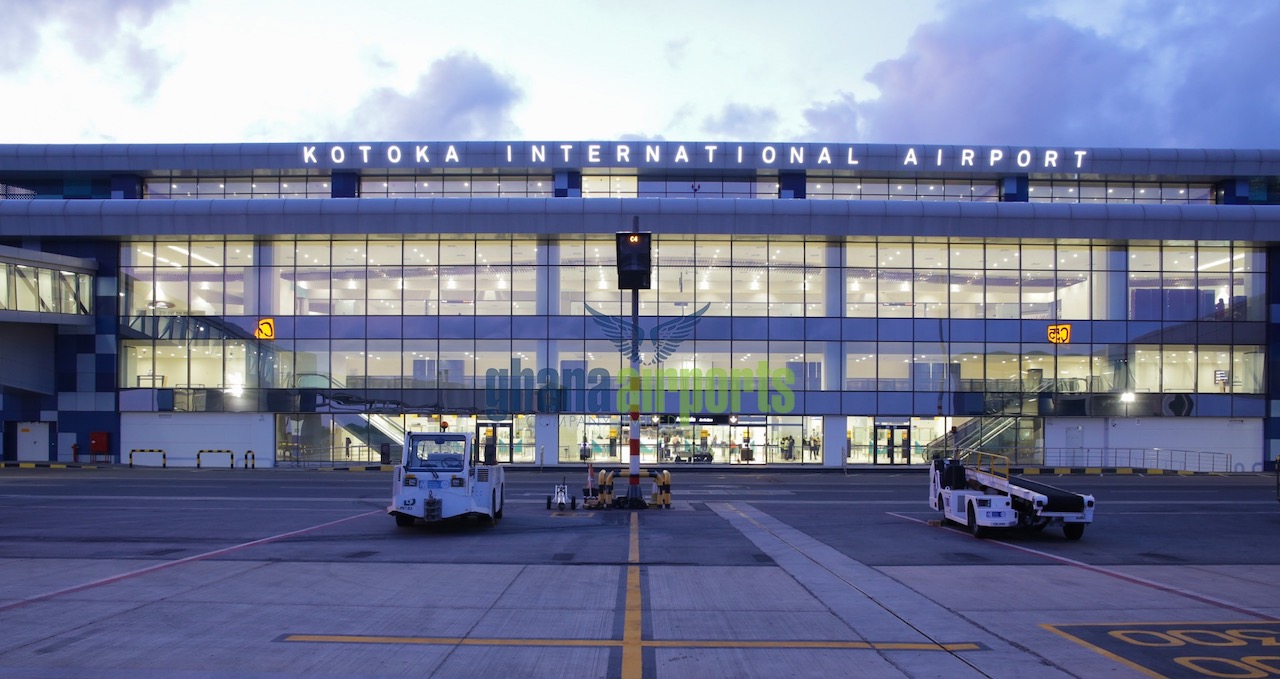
[903,148,919,166]
[817,147,831,165]
[616,145,631,163]
[302,146,317,164]
[789,147,804,164]
[1016,149,1032,167]
[704,144,718,162]
[587,144,601,163]
[935,148,944,166]
[531,145,546,163]
[445,145,460,163]
[960,149,975,166]
[506,145,512,162]
[358,145,372,163]
[645,145,661,163]
[330,146,345,163]
[674,145,689,163]
[387,145,401,163]
[1074,150,1088,168]
[560,144,574,162]
[988,149,1004,166]
[1044,150,1059,168]
[761,146,776,163]
[416,145,430,163]
[846,147,860,165]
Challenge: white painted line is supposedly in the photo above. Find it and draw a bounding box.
[885,511,1279,621]
[0,509,382,613]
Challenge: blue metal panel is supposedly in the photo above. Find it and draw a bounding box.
[878,319,912,341]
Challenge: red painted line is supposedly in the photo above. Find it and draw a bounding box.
[0,509,381,613]
[886,512,1278,621]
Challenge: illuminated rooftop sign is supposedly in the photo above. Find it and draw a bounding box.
[300,142,1089,173]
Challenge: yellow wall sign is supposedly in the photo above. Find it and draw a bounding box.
[254,318,276,340]
[1047,323,1072,344]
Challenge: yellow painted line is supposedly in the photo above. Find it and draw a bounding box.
[1146,469,1164,475]
[1040,624,1166,679]
[644,640,980,651]
[1115,468,1134,475]
[19,463,35,469]
[1051,467,1070,475]
[623,512,642,679]
[284,634,619,647]
[282,634,979,652]
[1085,467,1102,475]
[1021,467,1040,475]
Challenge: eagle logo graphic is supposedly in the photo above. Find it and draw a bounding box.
[586,303,710,365]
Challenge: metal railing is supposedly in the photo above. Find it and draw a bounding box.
[277,443,395,467]
[1031,447,1231,472]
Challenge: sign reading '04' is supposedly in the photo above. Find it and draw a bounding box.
[1047,324,1072,344]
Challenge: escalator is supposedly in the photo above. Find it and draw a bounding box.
[295,373,407,447]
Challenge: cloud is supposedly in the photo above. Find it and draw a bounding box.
[332,53,523,140]
[0,0,178,99]
[664,38,689,69]
[802,0,1280,148]
[699,103,780,140]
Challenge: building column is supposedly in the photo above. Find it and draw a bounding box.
[822,415,846,467]
[1265,246,1280,470]
[536,413,560,465]
[822,241,843,389]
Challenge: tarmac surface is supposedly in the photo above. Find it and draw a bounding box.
[0,466,1277,678]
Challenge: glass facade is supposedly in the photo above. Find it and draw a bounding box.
[117,235,1266,466]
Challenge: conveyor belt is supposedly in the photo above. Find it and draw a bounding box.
[1008,476,1087,512]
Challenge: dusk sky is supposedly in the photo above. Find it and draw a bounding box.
[1,0,1277,148]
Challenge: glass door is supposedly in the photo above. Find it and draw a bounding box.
[478,422,513,463]
[872,423,911,465]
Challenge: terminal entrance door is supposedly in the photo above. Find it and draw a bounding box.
[872,423,910,465]
[479,422,513,463]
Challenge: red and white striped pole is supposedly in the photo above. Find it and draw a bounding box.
[625,216,645,508]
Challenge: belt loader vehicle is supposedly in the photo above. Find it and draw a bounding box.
[929,452,1095,540]
[389,432,505,527]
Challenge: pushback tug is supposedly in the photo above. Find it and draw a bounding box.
[389,431,505,526]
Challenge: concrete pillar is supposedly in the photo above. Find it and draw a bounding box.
[536,413,560,465]
[539,238,558,316]
[822,415,846,467]
[822,240,843,389]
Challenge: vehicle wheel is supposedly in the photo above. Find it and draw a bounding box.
[546,496,552,510]
[936,494,948,524]
[394,513,415,528]
[558,502,565,511]
[1063,523,1085,540]
[968,503,986,539]
[570,496,577,510]
[495,486,504,520]
[490,491,499,523]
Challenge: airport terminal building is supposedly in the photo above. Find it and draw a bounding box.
[0,141,1277,471]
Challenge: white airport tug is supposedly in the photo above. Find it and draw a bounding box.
[929,452,1095,539]
[389,431,505,527]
